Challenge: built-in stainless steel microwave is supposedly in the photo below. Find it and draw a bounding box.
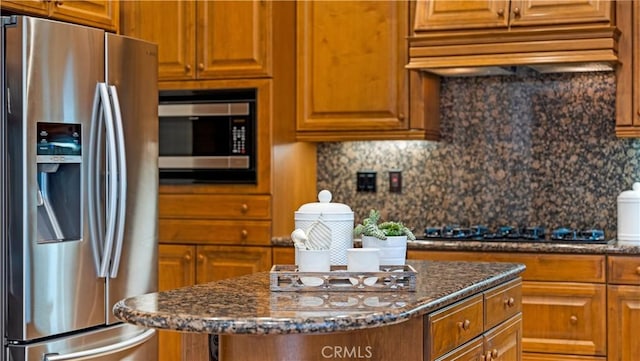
[158,89,256,184]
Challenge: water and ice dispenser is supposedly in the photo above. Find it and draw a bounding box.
[36,122,82,242]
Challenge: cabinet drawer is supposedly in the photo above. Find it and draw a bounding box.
[160,219,271,246]
[522,281,606,356]
[408,251,605,283]
[485,278,522,331]
[607,255,640,285]
[160,194,271,219]
[427,294,484,360]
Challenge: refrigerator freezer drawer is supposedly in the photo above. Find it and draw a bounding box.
[7,324,157,361]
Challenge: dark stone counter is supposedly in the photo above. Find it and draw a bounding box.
[113,260,524,335]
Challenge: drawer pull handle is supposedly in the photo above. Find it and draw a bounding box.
[197,254,205,263]
[512,7,521,16]
[491,349,498,358]
[570,315,578,324]
[504,297,515,308]
[183,253,192,262]
[184,64,191,73]
[241,203,249,213]
[241,229,248,238]
[636,266,640,275]
[497,8,505,17]
[457,319,471,331]
[198,63,205,71]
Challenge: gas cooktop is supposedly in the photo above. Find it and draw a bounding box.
[423,225,610,244]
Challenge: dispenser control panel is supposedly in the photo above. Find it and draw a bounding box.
[37,122,81,163]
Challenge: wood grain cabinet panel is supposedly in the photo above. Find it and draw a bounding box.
[196,245,272,283]
[435,336,484,361]
[608,285,640,361]
[158,245,197,361]
[485,278,522,330]
[426,294,484,360]
[483,314,523,361]
[196,0,271,79]
[414,0,510,31]
[159,194,271,220]
[295,0,439,141]
[1,0,118,31]
[120,1,195,81]
[509,0,612,27]
[408,250,607,359]
[607,255,640,285]
[521,281,606,356]
[120,0,271,82]
[607,256,640,361]
[615,0,640,136]
[160,219,271,246]
[158,244,271,361]
[414,0,612,31]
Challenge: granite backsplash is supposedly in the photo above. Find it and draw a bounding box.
[317,70,640,239]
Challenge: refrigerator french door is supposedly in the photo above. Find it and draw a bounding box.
[1,16,158,361]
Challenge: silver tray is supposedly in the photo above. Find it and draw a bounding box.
[269,264,417,292]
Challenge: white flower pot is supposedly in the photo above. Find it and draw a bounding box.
[361,235,407,265]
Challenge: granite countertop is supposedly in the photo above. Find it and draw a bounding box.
[272,237,640,255]
[113,260,525,335]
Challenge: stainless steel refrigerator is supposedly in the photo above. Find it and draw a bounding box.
[1,15,158,361]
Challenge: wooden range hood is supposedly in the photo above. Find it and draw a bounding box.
[407,3,621,76]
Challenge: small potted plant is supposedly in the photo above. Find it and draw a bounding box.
[353,209,416,265]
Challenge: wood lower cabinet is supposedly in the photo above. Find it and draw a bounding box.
[408,250,606,360]
[158,244,271,361]
[607,256,640,361]
[1,0,118,31]
[522,282,606,357]
[295,0,439,141]
[120,0,271,81]
[158,192,274,361]
[158,245,198,361]
[431,279,523,361]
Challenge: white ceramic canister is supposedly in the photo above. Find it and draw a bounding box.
[617,182,640,244]
[295,190,354,265]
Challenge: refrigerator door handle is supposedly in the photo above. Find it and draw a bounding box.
[97,82,119,278]
[41,328,156,361]
[107,84,127,278]
[88,84,105,275]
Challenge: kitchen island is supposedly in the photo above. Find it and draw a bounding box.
[114,260,525,361]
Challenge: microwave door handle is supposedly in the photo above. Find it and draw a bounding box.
[97,83,119,279]
[42,329,156,361]
[88,83,105,276]
[107,85,127,278]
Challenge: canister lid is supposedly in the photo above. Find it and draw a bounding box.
[296,190,352,213]
[618,182,640,200]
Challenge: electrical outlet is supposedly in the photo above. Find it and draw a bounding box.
[356,171,376,192]
[389,171,402,193]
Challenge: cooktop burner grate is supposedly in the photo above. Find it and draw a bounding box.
[423,225,609,244]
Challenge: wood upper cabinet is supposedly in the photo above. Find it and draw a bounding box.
[616,0,640,137]
[120,0,271,82]
[1,0,118,32]
[296,0,440,141]
[414,0,612,31]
